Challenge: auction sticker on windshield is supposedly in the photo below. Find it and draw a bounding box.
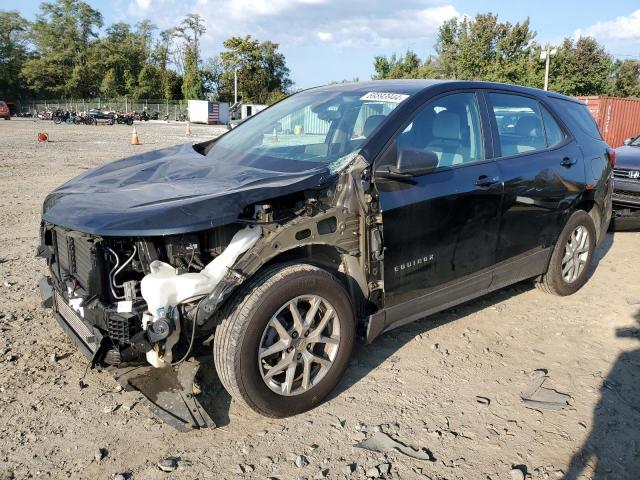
[360,92,409,103]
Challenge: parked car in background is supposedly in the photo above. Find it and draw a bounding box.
[0,101,10,120]
[38,80,613,419]
[611,135,640,228]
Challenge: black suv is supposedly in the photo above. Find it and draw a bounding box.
[38,80,613,418]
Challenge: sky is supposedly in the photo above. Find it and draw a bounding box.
[4,0,640,89]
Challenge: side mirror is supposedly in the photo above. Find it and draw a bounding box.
[396,148,439,175]
[377,148,439,180]
[624,138,632,145]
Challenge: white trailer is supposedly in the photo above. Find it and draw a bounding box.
[241,104,267,120]
[188,100,229,124]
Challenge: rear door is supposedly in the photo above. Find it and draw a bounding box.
[375,91,503,310]
[485,91,586,284]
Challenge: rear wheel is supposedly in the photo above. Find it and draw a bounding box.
[536,210,596,296]
[213,264,355,417]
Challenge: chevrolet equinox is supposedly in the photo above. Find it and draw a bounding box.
[38,80,613,417]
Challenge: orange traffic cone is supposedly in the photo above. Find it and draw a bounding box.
[186,122,192,136]
[37,132,49,142]
[131,126,140,145]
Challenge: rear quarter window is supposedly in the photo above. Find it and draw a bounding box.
[550,98,602,140]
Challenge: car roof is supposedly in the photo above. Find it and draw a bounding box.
[306,79,581,104]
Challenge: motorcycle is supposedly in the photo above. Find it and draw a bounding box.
[134,111,150,122]
[87,108,115,125]
[115,112,134,125]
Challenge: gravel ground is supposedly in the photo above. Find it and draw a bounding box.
[1,118,639,480]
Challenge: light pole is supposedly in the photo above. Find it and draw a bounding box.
[234,67,238,105]
[540,46,557,91]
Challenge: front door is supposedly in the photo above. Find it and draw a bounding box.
[375,91,503,311]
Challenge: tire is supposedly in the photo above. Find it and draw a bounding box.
[536,210,596,296]
[53,116,62,124]
[214,263,355,417]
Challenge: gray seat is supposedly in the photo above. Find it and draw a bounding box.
[362,114,386,138]
[513,116,546,153]
[426,111,464,166]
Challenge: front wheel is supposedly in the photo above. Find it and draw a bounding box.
[536,210,596,296]
[213,264,355,417]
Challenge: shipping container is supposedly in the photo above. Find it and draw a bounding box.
[578,96,640,147]
[187,100,229,124]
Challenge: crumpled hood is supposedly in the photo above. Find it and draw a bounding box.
[42,143,329,236]
[614,145,640,169]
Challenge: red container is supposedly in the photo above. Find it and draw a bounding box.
[578,96,640,147]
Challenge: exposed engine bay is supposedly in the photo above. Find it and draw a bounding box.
[37,158,380,373]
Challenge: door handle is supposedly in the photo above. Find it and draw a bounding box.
[475,175,500,187]
[560,157,577,167]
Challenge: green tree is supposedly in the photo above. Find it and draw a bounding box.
[550,37,613,96]
[181,47,204,99]
[609,59,640,98]
[136,64,163,98]
[373,51,422,79]
[0,10,31,100]
[217,35,291,104]
[100,68,118,97]
[202,56,223,99]
[174,14,205,100]
[93,21,155,97]
[22,0,103,97]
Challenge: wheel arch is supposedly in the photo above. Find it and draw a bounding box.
[574,197,602,244]
[199,243,370,333]
[257,244,370,325]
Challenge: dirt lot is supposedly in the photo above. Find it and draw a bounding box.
[1,118,639,480]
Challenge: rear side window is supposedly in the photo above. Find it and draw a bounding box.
[489,93,566,157]
[551,98,602,140]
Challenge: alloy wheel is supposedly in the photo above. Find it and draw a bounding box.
[561,225,590,283]
[258,295,340,396]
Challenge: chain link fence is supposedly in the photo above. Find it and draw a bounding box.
[17,98,189,121]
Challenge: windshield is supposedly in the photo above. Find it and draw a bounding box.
[630,136,640,146]
[206,89,408,173]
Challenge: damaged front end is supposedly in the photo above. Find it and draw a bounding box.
[37,156,378,427]
[38,220,262,369]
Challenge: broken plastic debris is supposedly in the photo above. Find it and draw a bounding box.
[355,431,434,462]
[520,369,571,410]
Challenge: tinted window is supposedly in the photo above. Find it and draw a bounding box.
[551,98,602,140]
[490,93,547,156]
[490,93,566,156]
[398,92,484,168]
[541,107,565,147]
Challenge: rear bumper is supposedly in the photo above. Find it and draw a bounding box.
[39,276,102,360]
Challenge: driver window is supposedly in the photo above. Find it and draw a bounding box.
[398,92,484,168]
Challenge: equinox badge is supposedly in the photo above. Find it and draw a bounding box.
[394,254,435,274]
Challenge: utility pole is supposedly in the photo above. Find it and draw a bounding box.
[234,68,238,105]
[540,46,557,91]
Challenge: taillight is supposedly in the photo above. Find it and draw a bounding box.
[606,148,616,168]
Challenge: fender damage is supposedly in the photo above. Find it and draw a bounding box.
[37,149,379,429]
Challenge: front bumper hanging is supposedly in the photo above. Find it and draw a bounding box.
[39,276,217,431]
